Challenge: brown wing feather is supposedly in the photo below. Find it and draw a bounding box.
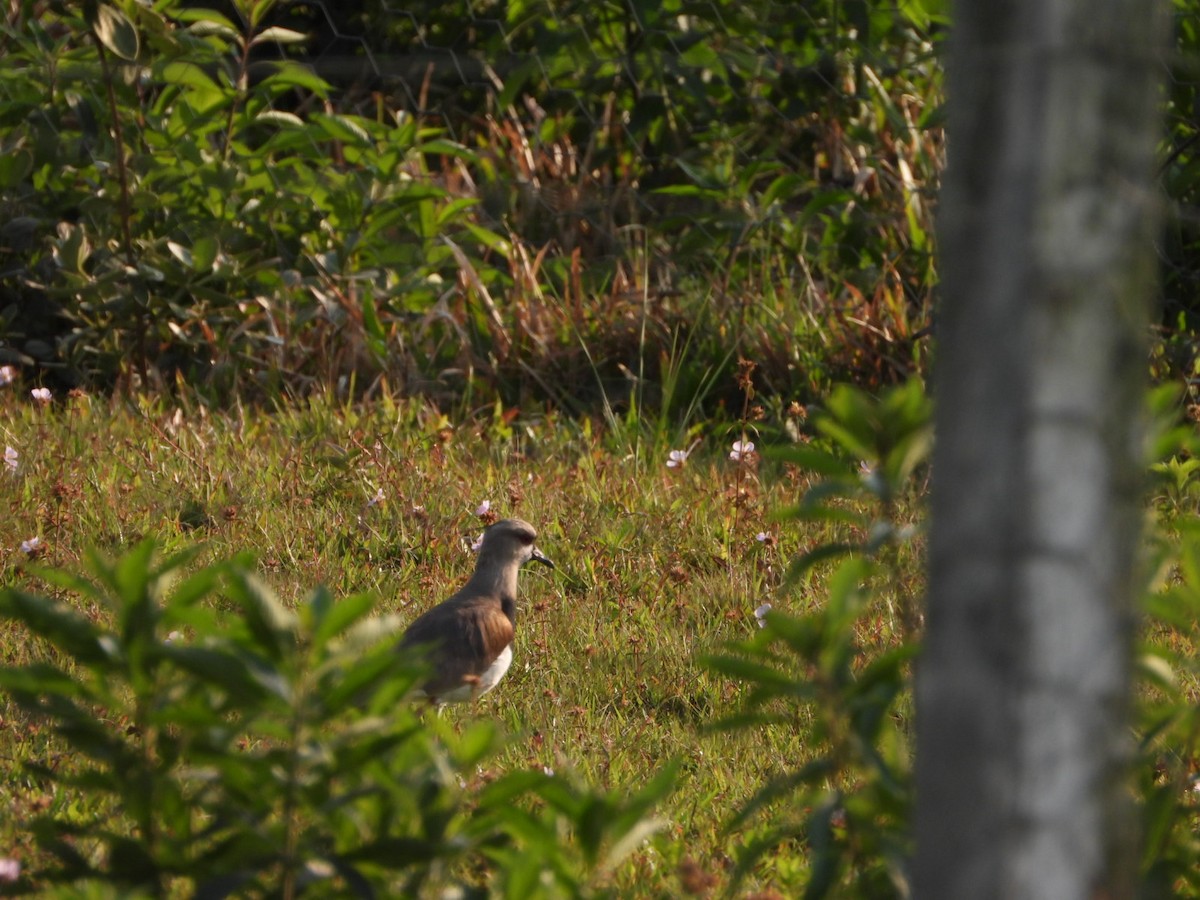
[400,598,514,698]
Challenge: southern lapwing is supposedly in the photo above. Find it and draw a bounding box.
[400,518,553,705]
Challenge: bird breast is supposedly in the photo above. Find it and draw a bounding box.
[435,644,514,703]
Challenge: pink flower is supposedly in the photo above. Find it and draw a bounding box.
[20,536,41,556]
[0,858,19,883]
[470,533,484,553]
[4,446,16,473]
[31,387,51,403]
[729,439,755,462]
[474,499,491,517]
[0,365,14,386]
[666,448,690,468]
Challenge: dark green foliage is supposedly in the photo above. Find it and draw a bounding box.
[1158,0,1200,389]
[0,0,945,407]
[708,379,1200,896]
[0,541,674,897]
[705,380,929,897]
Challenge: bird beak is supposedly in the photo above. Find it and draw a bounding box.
[531,546,555,569]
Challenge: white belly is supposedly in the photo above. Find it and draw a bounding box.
[475,644,513,695]
[435,644,514,704]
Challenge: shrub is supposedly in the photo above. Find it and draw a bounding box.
[0,540,673,897]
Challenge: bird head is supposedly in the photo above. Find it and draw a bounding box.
[478,518,554,570]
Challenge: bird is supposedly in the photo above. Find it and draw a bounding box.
[399,518,554,705]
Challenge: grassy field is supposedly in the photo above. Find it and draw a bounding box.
[0,381,928,896]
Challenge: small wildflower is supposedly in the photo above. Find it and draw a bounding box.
[754,602,772,628]
[4,446,16,473]
[0,365,15,386]
[470,533,484,553]
[164,630,183,644]
[666,448,690,468]
[20,536,42,556]
[543,765,555,777]
[474,499,491,517]
[729,439,755,462]
[368,487,385,507]
[31,387,51,403]
[756,531,777,548]
[0,858,19,883]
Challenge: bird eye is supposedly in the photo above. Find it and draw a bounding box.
[520,533,534,545]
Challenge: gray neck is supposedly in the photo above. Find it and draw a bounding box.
[466,557,520,618]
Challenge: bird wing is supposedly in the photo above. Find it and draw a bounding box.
[400,597,515,698]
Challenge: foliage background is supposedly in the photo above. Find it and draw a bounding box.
[0,0,947,412]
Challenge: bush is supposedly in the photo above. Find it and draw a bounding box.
[0,0,944,406]
[0,540,673,897]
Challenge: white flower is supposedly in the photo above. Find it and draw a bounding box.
[470,533,484,553]
[474,499,491,517]
[756,532,768,542]
[666,448,690,468]
[754,602,772,628]
[729,439,755,462]
[368,487,385,507]
[30,387,51,403]
[0,858,19,883]
[164,630,183,644]
[20,536,41,555]
[0,365,14,386]
[4,446,16,473]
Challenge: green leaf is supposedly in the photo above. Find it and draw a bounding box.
[260,62,331,98]
[787,542,857,581]
[113,539,159,646]
[0,150,33,188]
[824,556,874,625]
[701,654,801,692]
[767,444,853,477]
[0,663,91,703]
[175,7,240,34]
[167,241,194,269]
[191,236,219,272]
[803,795,842,900]
[161,61,222,94]
[1137,651,1177,692]
[91,3,140,60]
[311,589,378,647]
[159,642,269,700]
[0,589,119,668]
[224,570,296,662]
[725,762,832,833]
[250,26,309,47]
[415,138,474,159]
[254,110,305,129]
[312,113,373,146]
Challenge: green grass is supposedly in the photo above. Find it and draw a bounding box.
[0,386,927,895]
